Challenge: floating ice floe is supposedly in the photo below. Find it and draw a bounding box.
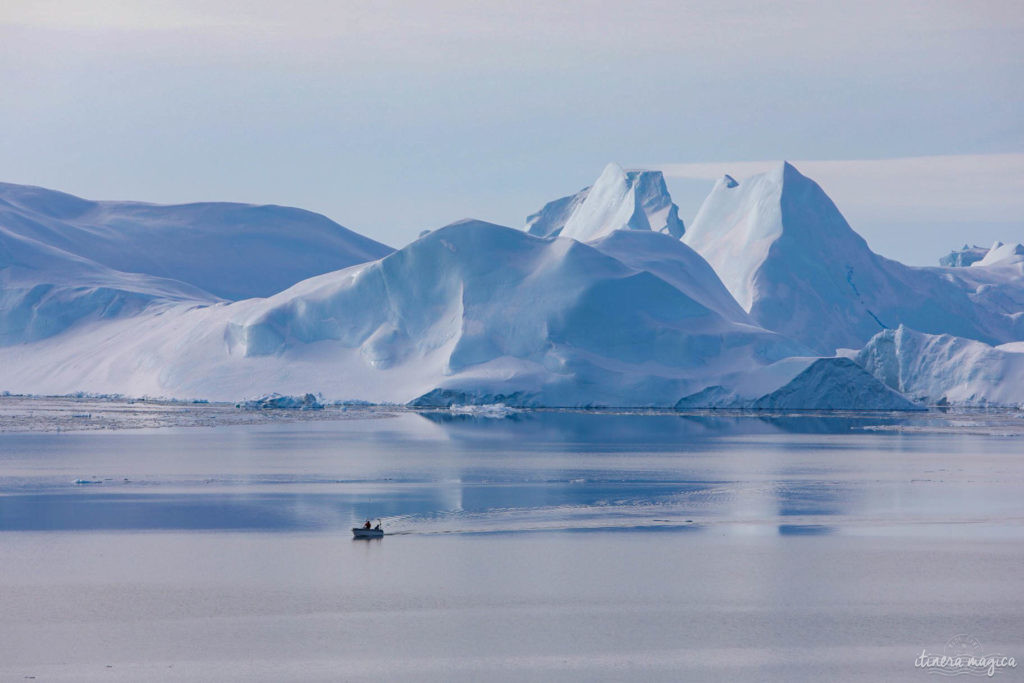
[238,393,324,410]
[447,403,519,418]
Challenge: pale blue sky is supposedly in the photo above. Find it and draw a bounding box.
[1,0,1021,264]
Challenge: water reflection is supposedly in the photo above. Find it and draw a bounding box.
[418,409,912,443]
[776,480,852,518]
[0,411,1018,537]
[777,524,834,535]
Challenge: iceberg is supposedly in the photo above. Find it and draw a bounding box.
[676,357,921,410]
[0,219,806,406]
[748,357,921,410]
[525,163,684,241]
[238,393,324,410]
[940,244,988,267]
[0,176,941,411]
[974,241,1024,268]
[856,325,1024,407]
[682,163,1024,354]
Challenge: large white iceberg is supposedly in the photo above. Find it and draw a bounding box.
[0,173,973,411]
[682,163,1024,354]
[0,219,811,405]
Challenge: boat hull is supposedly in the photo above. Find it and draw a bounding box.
[352,528,384,538]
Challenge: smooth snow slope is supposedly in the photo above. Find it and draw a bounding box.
[525,188,590,238]
[586,229,752,325]
[0,182,392,301]
[856,325,1024,407]
[0,221,215,345]
[683,163,1024,354]
[974,241,1024,267]
[0,221,807,405]
[525,163,684,241]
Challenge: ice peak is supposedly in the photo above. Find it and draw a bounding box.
[770,160,814,189]
[975,241,1024,267]
[596,161,628,187]
[684,161,874,338]
[526,163,684,242]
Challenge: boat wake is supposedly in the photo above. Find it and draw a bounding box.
[371,504,702,536]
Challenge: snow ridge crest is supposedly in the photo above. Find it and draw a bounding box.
[525,163,684,241]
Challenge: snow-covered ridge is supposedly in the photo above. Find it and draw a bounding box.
[0,182,392,301]
[974,240,1024,268]
[0,220,217,345]
[525,163,684,241]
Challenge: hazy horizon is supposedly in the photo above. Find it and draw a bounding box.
[1,0,1021,264]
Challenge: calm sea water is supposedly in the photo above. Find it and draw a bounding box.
[1,411,1022,681]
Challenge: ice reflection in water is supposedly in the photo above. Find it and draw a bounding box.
[0,410,1021,538]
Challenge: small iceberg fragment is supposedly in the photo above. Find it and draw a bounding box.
[448,403,518,418]
[238,393,324,410]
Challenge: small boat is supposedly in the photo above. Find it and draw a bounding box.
[352,527,383,538]
[352,520,384,538]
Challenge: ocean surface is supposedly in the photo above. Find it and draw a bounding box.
[1,409,1022,681]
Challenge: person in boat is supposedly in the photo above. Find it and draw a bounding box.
[363,520,372,529]
[374,522,381,531]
